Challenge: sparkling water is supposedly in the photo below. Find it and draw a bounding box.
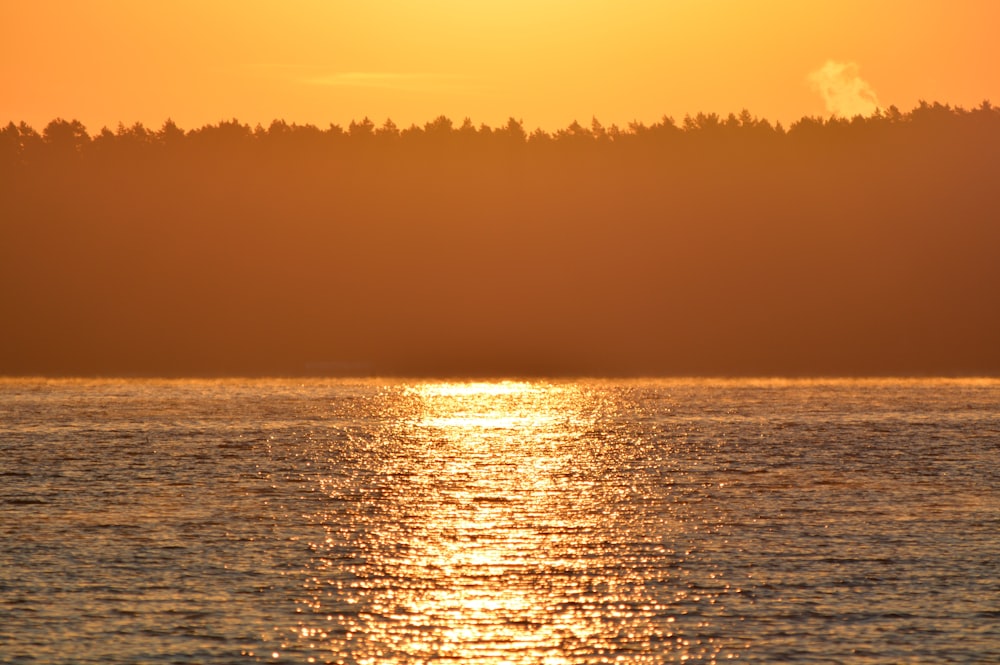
[1,378,998,663]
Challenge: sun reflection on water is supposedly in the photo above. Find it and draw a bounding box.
[387,382,600,662]
[409,381,564,434]
[293,381,734,663]
[299,382,619,663]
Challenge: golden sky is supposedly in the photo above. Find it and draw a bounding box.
[3,0,999,131]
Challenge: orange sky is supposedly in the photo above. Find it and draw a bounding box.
[3,0,999,132]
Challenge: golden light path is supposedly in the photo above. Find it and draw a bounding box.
[389,382,595,663]
[298,381,692,663]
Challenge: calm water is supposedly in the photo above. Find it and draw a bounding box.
[1,378,998,664]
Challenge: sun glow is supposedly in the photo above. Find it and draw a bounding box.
[6,2,998,132]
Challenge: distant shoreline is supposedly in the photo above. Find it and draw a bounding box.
[3,101,999,377]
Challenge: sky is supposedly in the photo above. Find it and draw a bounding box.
[3,0,999,132]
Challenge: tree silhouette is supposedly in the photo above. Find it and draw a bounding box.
[2,103,999,376]
[42,118,89,153]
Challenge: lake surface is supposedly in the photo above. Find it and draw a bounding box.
[1,378,998,663]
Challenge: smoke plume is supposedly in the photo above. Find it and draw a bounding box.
[808,60,880,118]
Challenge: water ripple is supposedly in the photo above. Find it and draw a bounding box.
[0,378,998,663]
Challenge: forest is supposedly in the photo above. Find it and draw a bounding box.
[2,102,999,376]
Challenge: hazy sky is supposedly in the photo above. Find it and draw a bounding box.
[3,0,998,131]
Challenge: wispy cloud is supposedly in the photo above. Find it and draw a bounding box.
[302,71,468,92]
[808,60,880,118]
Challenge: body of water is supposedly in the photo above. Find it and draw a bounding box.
[1,378,998,663]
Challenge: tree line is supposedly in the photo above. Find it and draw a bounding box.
[2,102,999,377]
[3,101,999,164]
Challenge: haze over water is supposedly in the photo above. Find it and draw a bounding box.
[2,378,998,663]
